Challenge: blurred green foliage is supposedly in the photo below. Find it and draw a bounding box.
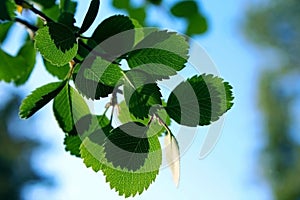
[245,0,300,199]
[0,94,48,199]
[112,0,208,36]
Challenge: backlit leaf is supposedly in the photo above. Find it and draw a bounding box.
[127,30,189,80]
[0,0,15,21]
[0,21,13,43]
[19,81,65,119]
[64,135,82,157]
[34,22,78,66]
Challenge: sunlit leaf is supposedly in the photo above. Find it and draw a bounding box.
[127,30,189,80]
[19,81,65,119]
[34,22,78,66]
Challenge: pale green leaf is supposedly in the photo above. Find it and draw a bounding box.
[34,22,78,66]
[19,81,65,119]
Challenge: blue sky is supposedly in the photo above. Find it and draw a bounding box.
[0,0,274,199]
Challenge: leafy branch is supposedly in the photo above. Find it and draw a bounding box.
[0,0,234,198]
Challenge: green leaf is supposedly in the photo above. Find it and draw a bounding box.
[19,81,65,119]
[31,0,56,9]
[166,74,234,126]
[80,115,112,172]
[34,22,78,66]
[64,135,82,157]
[43,59,70,80]
[0,21,13,43]
[104,122,150,171]
[58,12,76,28]
[102,133,161,197]
[80,125,162,197]
[170,1,198,18]
[60,0,77,14]
[0,41,36,85]
[112,0,130,9]
[0,0,15,21]
[53,84,90,134]
[79,0,100,34]
[147,0,162,5]
[186,14,208,35]
[117,101,169,137]
[127,30,189,80]
[128,7,146,26]
[124,70,162,119]
[74,63,114,100]
[83,56,123,87]
[88,15,135,56]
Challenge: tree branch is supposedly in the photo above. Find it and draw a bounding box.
[15,18,38,32]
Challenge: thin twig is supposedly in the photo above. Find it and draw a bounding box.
[15,18,38,32]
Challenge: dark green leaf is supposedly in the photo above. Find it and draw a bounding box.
[58,12,76,27]
[186,14,208,35]
[88,15,135,56]
[112,0,130,9]
[74,62,114,100]
[60,0,77,14]
[127,30,189,80]
[0,0,15,21]
[64,135,82,157]
[79,0,100,34]
[104,122,150,171]
[0,21,13,43]
[117,101,149,125]
[128,7,146,26]
[43,59,70,80]
[53,84,90,134]
[35,22,78,66]
[83,56,123,87]
[19,81,65,119]
[166,74,234,126]
[147,0,162,5]
[31,0,56,9]
[170,1,198,18]
[124,70,162,119]
[0,41,36,85]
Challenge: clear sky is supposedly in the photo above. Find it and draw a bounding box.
[0,0,274,200]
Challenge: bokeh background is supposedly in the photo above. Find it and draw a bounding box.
[1,0,298,199]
